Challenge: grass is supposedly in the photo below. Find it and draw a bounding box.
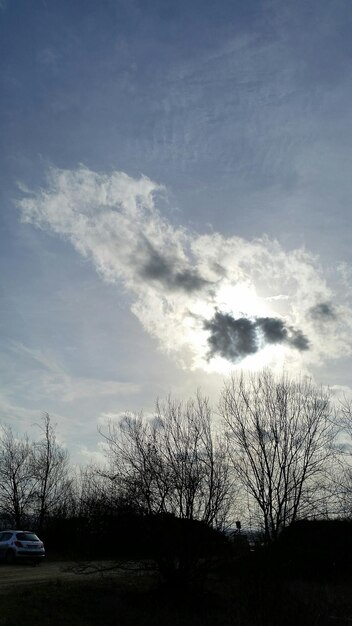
[1,560,352,625]
[0,576,225,626]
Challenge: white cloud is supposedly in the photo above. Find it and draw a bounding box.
[97,411,127,426]
[18,166,352,374]
[75,442,107,467]
[331,385,352,401]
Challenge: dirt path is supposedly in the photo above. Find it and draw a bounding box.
[0,560,132,593]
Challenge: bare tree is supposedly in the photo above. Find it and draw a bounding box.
[0,424,35,528]
[333,397,352,517]
[74,462,125,525]
[32,413,72,532]
[220,371,335,542]
[100,394,234,529]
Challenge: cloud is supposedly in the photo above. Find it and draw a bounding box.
[331,385,352,401]
[257,317,309,351]
[204,313,258,362]
[75,443,107,466]
[8,342,140,403]
[18,166,352,373]
[97,411,127,426]
[0,389,81,450]
[204,311,309,363]
[264,294,290,302]
[0,394,41,430]
[309,302,336,320]
[139,235,211,292]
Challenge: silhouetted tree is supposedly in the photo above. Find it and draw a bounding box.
[100,394,234,529]
[220,371,335,542]
[0,424,35,527]
[32,413,72,532]
[335,397,352,517]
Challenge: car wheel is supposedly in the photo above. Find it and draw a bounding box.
[5,549,15,565]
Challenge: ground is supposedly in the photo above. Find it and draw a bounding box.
[0,558,352,625]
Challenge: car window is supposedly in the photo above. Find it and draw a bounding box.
[1,533,13,541]
[0,533,3,541]
[16,532,39,542]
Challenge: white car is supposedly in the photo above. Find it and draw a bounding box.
[0,530,45,564]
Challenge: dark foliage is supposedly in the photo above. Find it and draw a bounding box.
[271,519,352,579]
[41,510,228,582]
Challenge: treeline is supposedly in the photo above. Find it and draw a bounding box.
[1,371,352,556]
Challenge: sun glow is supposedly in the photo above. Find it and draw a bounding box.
[183,281,291,374]
[203,343,287,375]
[215,281,272,318]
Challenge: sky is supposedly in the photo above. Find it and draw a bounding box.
[2,0,352,462]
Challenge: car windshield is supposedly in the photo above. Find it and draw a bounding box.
[16,533,39,542]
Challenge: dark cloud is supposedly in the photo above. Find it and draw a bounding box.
[255,317,288,344]
[256,317,310,351]
[211,262,227,278]
[139,237,210,293]
[287,328,310,351]
[172,269,210,292]
[204,313,258,362]
[140,242,173,281]
[204,311,309,363]
[309,302,336,320]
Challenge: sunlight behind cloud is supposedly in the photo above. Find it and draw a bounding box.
[17,166,352,375]
[201,343,287,376]
[214,282,273,317]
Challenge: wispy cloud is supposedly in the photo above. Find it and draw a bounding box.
[18,166,352,373]
[0,393,41,429]
[8,342,140,403]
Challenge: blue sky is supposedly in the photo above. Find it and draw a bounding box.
[2,0,352,461]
